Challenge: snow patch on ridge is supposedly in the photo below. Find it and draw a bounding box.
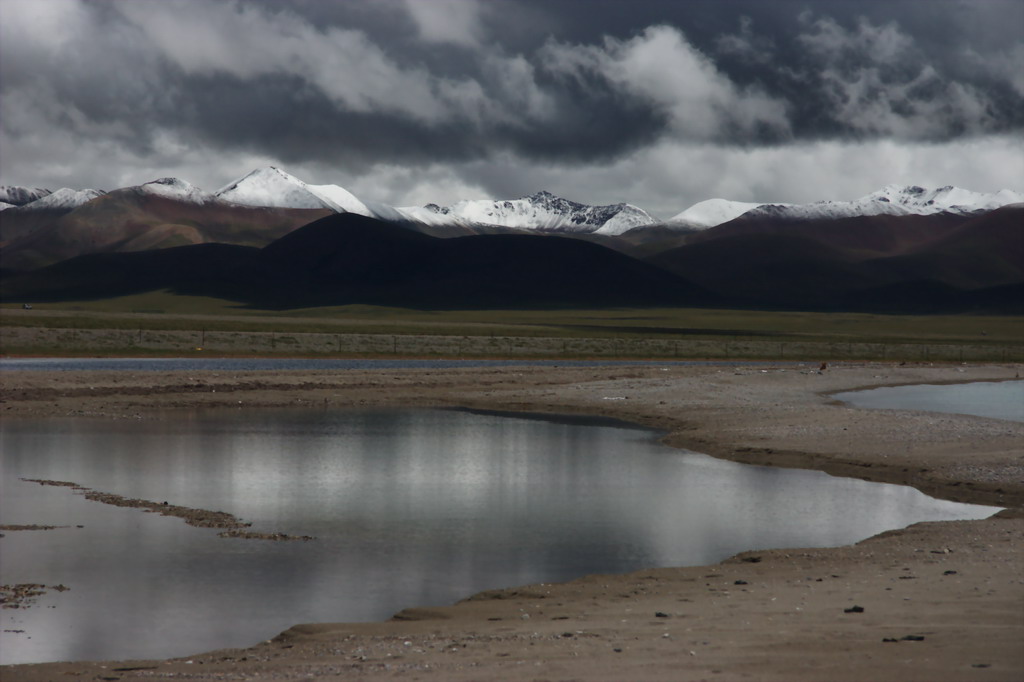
[306,183,375,216]
[140,177,214,204]
[17,188,105,211]
[667,199,777,228]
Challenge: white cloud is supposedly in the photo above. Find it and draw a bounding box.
[102,0,552,131]
[541,25,790,141]
[341,163,493,208]
[3,95,1021,223]
[481,53,557,123]
[0,0,90,58]
[408,136,1024,219]
[796,13,1000,139]
[402,0,487,47]
[113,0,492,125]
[818,65,997,139]
[798,13,914,64]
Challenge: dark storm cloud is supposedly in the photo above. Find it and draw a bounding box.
[0,0,1021,211]
[0,0,657,168]
[4,0,1021,168]
[535,0,1024,141]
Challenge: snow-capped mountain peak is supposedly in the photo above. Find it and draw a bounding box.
[0,186,52,207]
[140,177,213,204]
[412,191,658,235]
[215,166,373,216]
[670,184,1024,228]
[667,198,776,228]
[17,187,105,211]
[305,182,374,216]
[215,167,322,209]
[863,184,1024,214]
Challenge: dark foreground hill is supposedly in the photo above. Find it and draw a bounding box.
[4,209,1020,313]
[2,213,715,309]
[645,206,1024,312]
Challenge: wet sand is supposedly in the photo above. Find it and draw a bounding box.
[1,361,1022,681]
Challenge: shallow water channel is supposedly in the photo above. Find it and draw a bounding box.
[1,407,997,665]
[834,380,1024,423]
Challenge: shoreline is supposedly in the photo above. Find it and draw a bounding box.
[1,361,1022,680]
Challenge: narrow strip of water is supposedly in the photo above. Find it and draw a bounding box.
[0,358,800,372]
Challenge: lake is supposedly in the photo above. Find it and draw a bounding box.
[0,407,998,665]
[833,380,1024,423]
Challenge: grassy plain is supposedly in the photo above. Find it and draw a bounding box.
[1,289,1021,360]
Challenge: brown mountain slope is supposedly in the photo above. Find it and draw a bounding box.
[646,234,877,306]
[0,208,71,246]
[0,189,331,271]
[856,205,1024,291]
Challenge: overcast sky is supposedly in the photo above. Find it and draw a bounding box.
[1,0,1022,218]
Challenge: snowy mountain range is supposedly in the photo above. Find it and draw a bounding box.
[11,187,107,211]
[208,168,655,234]
[3,169,1022,314]
[2,168,1020,233]
[667,185,1024,228]
[414,191,656,235]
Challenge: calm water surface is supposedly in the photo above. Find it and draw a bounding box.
[0,408,997,665]
[834,380,1024,422]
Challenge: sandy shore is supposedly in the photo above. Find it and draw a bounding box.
[1,361,1022,681]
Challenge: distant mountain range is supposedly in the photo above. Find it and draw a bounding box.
[5,166,1020,231]
[0,167,658,235]
[665,185,1024,228]
[1,168,1021,312]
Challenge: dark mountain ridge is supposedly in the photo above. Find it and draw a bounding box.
[645,206,1023,312]
[2,214,715,310]
[2,200,1020,313]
